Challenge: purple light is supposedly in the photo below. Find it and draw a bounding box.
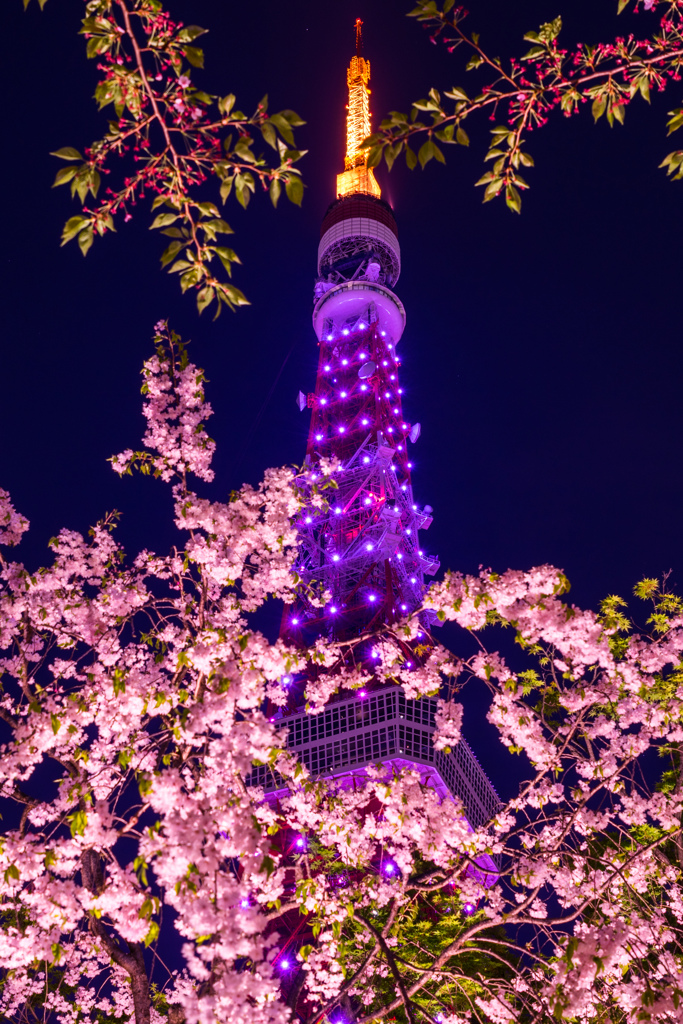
[410,577,417,584]
[393,407,399,414]
[334,507,342,515]
[330,606,338,614]
[326,335,333,342]
[320,398,327,406]
[241,899,250,908]
[292,618,299,625]
[398,388,404,395]
[338,426,345,433]
[384,863,394,875]
[383,360,388,366]
[359,322,366,329]
[324,364,331,371]
[363,456,370,464]
[316,433,323,440]
[342,329,349,336]
[361,418,369,425]
[402,422,407,429]
[463,902,475,915]
[397,553,403,560]
[384,391,390,398]
[359,690,367,697]
[369,594,377,602]
[296,837,305,847]
[360,384,368,391]
[406,661,412,668]
[364,497,371,505]
[281,959,290,969]
[342,359,348,366]
[340,391,347,398]
[401,485,407,491]
[408,461,413,468]
[305,516,312,524]
[401,604,407,610]
[332,554,340,562]
[359,351,368,359]
[366,543,374,551]
[387,427,394,434]
[381,330,386,336]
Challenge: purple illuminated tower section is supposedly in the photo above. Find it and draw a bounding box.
[262,24,500,833]
[283,36,438,645]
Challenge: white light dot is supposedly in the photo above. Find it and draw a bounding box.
[369,594,376,602]
[333,554,340,562]
[363,456,370,463]
[335,507,342,515]
[361,418,369,425]
[324,364,331,371]
[342,329,349,336]
[366,543,373,550]
[340,391,347,398]
[338,426,345,433]
[330,606,338,614]
[320,398,327,406]
[316,433,323,440]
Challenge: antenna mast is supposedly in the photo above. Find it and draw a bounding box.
[355,17,363,56]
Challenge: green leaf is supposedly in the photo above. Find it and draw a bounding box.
[70,809,87,837]
[285,176,304,206]
[150,213,180,230]
[268,113,295,147]
[218,94,236,116]
[418,140,434,168]
[160,240,184,268]
[50,147,83,161]
[52,166,78,188]
[269,178,281,207]
[261,122,278,150]
[78,228,94,256]
[366,145,383,170]
[177,25,208,43]
[196,286,215,315]
[51,713,61,735]
[592,96,607,123]
[4,864,19,884]
[456,127,469,146]
[182,46,204,69]
[505,184,522,214]
[61,216,90,245]
[446,86,468,101]
[617,0,630,12]
[405,145,417,170]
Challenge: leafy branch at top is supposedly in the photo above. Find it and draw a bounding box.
[30,0,306,316]
[364,0,683,213]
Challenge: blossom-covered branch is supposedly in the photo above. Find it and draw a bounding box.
[365,0,683,212]
[0,326,681,1022]
[27,0,305,316]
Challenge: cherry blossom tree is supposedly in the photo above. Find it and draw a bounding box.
[0,323,682,1023]
[367,0,683,213]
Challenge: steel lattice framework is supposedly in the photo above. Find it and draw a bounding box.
[271,26,500,838]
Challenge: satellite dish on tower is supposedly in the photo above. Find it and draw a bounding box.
[409,422,421,443]
[358,361,376,379]
[296,391,307,412]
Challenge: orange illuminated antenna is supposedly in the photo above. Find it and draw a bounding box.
[336,20,381,198]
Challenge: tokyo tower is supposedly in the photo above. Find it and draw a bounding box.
[254,21,499,834]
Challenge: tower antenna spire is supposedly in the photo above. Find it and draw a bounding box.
[355,17,363,57]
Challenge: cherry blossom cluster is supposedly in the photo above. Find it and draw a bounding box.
[0,330,681,1023]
